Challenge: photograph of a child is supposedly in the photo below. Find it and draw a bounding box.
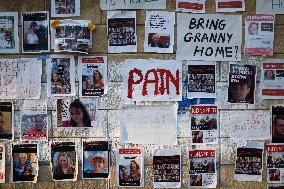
[21,114,47,141]
[0,102,13,140]
[55,0,76,15]
[264,70,276,80]
[148,33,170,48]
[190,174,202,186]
[84,151,108,173]
[119,160,141,186]
[52,151,76,180]
[82,68,105,96]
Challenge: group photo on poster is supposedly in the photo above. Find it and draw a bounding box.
[267,144,284,185]
[271,105,284,143]
[51,0,80,17]
[0,102,13,140]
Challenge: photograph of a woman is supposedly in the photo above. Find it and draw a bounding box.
[69,99,91,127]
[52,152,75,180]
[93,70,104,90]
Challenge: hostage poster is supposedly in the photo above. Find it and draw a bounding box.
[215,0,245,12]
[190,105,218,145]
[245,14,275,56]
[271,105,284,143]
[176,0,206,13]
[267,144,284,185]
[177,14,242,61]
[78,56,108,97]
[189,149,217,188]
[100,0,166,10]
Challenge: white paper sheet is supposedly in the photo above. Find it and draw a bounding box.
[176,0,206,13]
[215,0,245,12]
[100,0,166,10]
[51,0,80,17]
[256,0,284,14]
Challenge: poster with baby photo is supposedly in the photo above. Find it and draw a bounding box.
[11,143,38,183]
[21,11,49,53]
[50,141,77,181]
[0,102,13,141]
[47,55,76,97]
[0,144,5,183]
[82,139,109,179]
[116,148,144,187]
[0,12,19,53]
[78,56,108,97]
[51,0,80,17]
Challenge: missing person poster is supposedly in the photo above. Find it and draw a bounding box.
[228,63,256,104]
[47,55,76,97]
[82,139,109,179]
[51,0,80,17]
[176,0,206,13]
[50,141,77,181]
[245,14,275,56]
[215,0,245,12]
[20,100,48,141]
[0,102,13,140]
[0,144,4,183]
[271,105,284,143]
[107,11,137,53]
[187,61,216,99]
[234,142,264,182]
[51,19,92,53]
[267,144,284,185]
[260,59,284,99]
[0,59,42,99]
[12,143,38,183]
[78,56,108,97]
[256,0,284,14]
[100,0,166,10]
[144,11,175,53]
[21,11,49,53]
[117,148,144,187]
[0,12,19,53]
[190,105,218,145]
[189,149,217,188]
[153,149,181,188]
[177,14,242,61]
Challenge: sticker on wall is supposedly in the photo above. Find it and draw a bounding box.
[144,11,175,53]
[189,149,217,188]
[228,63,256,104]
[0,102,13,141]
[271,105,284,143]
[78,56,108,97]
[153,149,181,188]
[12,143,38,183]
[82,139,109,179]
[256,0,284,14]
[244,14,275,56]
[116,148,144,187]
[0,12,19,54]
[107,11,137,53]
[176,0,206,13]
[100,0,166,10]
[51,0,80,17]
[215,0,245,12]
[267,144,284,185]
[0,144,5,183]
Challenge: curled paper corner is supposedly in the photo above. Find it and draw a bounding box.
[51,19,62,29]
[88,22,96,31]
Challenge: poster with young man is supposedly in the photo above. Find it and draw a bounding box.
[21,11,49,53]
[267,144,284,185]
[78,56,108,97]
[176,0,206,13]
[116,148,144,187]
[0,144,5,183]
[215,0,245,12]
[0,12,19,53]
[245,14,275,56]
[228,63,256,104]
[271,105,284,143]
[0,102,13,140]
[51,0,80,17]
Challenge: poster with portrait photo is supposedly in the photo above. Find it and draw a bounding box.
[21,11,49,53]
[187,61,216,99]
[50,141,77,181]
[153,149,181,188]
[267,144,284,184]
[245,14,275,56]
[51,0,80,17]
[176,0,206,13]
[215,0,245,12]
[78,56,108,97]
[20,100,47,141]
[50,19,92,53]
[0,144,5,183]
[189,149,217,188]
[144,11,175,53]
[271,105,284,143]
[190,105,218,145]
[107,11,137,53]
[0,102,13,141]
[0,12,19,53]
[47,55,75,97]
[228,63,256,104]
[82,139,109,179]
[11,143,38,183]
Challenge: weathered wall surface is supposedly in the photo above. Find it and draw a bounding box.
[0,0,283,188]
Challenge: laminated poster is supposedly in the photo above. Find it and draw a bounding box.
[51,0,80,17]
[176,0,206,13]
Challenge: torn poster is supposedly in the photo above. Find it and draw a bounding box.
[20,100,48,141]
[245,14,275,56]
[0,12,19,53]
[120,105,178,145]
[51,0,80,17]
[144,11,175,53]
[78,56,108,97]
[0,102,13,140]
[271,105,284,143]
[228,63,256,104]
[256,0,284,14]
[187,61,216,99]
[47,55,76,97]
[176,0,206,13]
[0,58,42,99]
[12,143,38,183]
[260,59,284,99]
[123,59,182,102]
[215,0,245,12]
[177,14,242,61]
[190,105,218,145]
[234,141,264,182]
[0,144,4,183]
[153,149,181,188]
[189,149,217,188]
[100,0,166,10]
[116,148,144,187]
[267,144,284,185]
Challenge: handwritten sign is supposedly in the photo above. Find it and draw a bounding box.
[256,0,284,14]
[100,0,166,10]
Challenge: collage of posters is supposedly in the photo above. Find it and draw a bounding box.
[267,144,284,185]
[0,144,4,183]
[271,105,284,143]
[0,102,13,140]
[51,0,80,17]
[176,0,206,13]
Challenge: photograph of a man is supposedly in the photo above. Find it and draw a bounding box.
[272,105,284,143]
